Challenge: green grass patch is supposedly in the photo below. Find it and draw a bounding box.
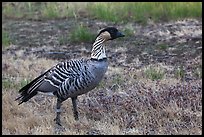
[144,66,165,81]
[157,43,169,51]
[2,78,30,90]
[3,3,23,18]
[3,2,42,19]
[193,67,202,79]
[123,24,135,36]
[87,3,121,22]
[174,66,185,80]
[2,31,11,47]
[2,78,13,89]
[41,3,61,19]
[112,74,124,85]
[3,2,202,23]
[59,35,69,45]
[69,24,95,43]
[87,2,202,24]
[2,2,77,20]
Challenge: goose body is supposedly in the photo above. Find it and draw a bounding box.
[16,27,124,126]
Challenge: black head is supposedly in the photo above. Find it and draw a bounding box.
[97,27,125,40]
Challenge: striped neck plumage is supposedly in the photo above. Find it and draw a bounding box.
[91,36,107,60]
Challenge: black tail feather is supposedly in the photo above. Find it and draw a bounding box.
[15,69,51,105]
[16,91,38,105]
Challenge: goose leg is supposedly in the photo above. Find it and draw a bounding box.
[54,98,63,126]
[71,97,79,120]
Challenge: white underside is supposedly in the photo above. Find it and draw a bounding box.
[38,91,55,96]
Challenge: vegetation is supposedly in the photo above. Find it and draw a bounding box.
[59,23,95,44]
[157,43,169,51]
[2,2,202,23]
[123,24,135,36]
[144,66,165,81]
[174,66,185,80]
[193,67,202,79]
[69,24,95,43]
[2,54,202,135]
[2,31,11,47]
[2,78,30,90]
[41,3,61,19]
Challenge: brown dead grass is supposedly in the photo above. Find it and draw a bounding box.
[2,49,202,135]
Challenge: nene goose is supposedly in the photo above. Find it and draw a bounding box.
[16,27,125,126]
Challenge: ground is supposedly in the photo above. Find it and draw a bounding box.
[2,18,202,135]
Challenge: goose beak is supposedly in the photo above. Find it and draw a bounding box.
[116,31,125,38]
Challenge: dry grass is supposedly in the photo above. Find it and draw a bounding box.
[2,48,202,135]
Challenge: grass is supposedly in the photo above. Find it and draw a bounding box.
[122,24,135,36]
[2,2,202,23]
[2,78,13,89]
[69,24,95,43]
[87,3,121,22]
[144,65,165,81]
[112,74,124,85]
[41,3,61,19]
[2,78,30,90]
[2,54,202,135]
[2,31,11,47]
[59,35,69,45]
[2,35,202,134]
[193,67,202,79]
[2,2,88,20]
[174,66,185,80]
[157,43,169,51]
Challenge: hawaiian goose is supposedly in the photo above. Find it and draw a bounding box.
[16,27,125,126]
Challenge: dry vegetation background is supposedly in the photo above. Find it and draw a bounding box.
[2,2,202,135]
